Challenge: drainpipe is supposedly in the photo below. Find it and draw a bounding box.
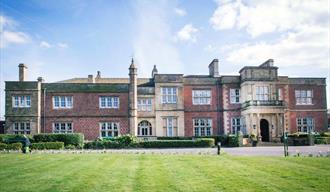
[43,88,46,133]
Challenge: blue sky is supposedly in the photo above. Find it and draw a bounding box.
[0,0,329,119]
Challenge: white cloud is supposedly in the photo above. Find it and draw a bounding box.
[174,8,186,16]
[133,0,183,77]
[210,0,329,37]
[176,24,198,42]
[226,25,329,68]
[57,42,68,48]
[0,15,29,48]
[40,41,52,48]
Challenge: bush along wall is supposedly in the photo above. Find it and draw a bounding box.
[30,142,64,150]
[287,133,314,146]
[0,142,23,151]
[139,138,215,148]
[156,135,240,147]
[33,133,84,148]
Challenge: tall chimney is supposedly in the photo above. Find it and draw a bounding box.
[96,71,101,79]
[208,59,219,77]
[87,75,94,83]
[151,65,158,78]
[129,58,138,136]
[18,63,27,81]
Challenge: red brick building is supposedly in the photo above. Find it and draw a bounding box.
[4,59,328,141]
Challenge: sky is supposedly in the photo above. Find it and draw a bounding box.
[0,0,329,119]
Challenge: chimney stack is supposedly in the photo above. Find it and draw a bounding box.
[259,59,274,67]
[37,77,44,83]
[151,65,158,78]
[87,75,94,83]
[96,71,101,79]
[208,59,219,77]
[18,63,27,81]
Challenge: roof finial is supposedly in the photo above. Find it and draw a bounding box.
[130,57,136,68]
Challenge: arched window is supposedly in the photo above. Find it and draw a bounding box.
[138,121,152,136]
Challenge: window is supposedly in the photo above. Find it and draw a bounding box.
[162,117,177,136]
[12,95,31,108]
[231,118,241,134]
[278,88,283,100]
[192,90,211,105]
[99,122,119,138]
[256,86,269,101]
[194,119,212,136]
[138,121,152,136]
[230,89,240,103]
[53,122,73,133]
[138,98,152,111]
[99,96,119,108]
[297,117,314,133]
[13,122,31,134]
[53,96,73,109]
[295,90,313,105]
[161,87,177,104]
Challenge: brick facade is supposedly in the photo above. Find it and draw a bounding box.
[4,59,328,140]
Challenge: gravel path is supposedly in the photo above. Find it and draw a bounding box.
[2,145,329,156]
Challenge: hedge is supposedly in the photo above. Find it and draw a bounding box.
[1,142,23,150]
[84,141,123,149]
[0,143,7,150]
[315,137,330,144]
[139,138,215,148]
[33,134,84,147]
[30,142,64,150]
[0,134,34,144]
[320,132,330,137]
[157,135,239,147]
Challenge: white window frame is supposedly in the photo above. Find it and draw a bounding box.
[256,86,269,101]
[162,117,177,137]
[192,90,211,105]
[296,117,314,133]
[193,119,212,136]
[12,95,31,108]
[138,98,152,112]
[277,88,283,100]
[53,96,73,109]
[230,89,240,104]
[53,122,73,133]
[99,122,120,138]
[99,96,120,109]
[295,90,313,105]
[231,117,241,134]
[161,87,177,104]
[13,122,31,134]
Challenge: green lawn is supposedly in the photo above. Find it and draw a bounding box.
[0,154,329,192]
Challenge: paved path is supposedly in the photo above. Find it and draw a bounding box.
[223,145,330,156]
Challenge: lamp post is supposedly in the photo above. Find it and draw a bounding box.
[217,142,221,155]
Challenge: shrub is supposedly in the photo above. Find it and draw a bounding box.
[320,132,330,137]
[286,132,315,146]
[0,134,34,144]
[84,141,122,149]
[227,135,239,147]
[315,137,330,144]
[33,134,84,147]
[65,144,76,150]
[30,142,64,150]
[139,138,214,148]
[6,142,23,150]
[0,143,7,150]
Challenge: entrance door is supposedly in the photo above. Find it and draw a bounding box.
[260,119,269,142]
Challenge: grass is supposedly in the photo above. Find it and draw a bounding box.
[0,154,329,192]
